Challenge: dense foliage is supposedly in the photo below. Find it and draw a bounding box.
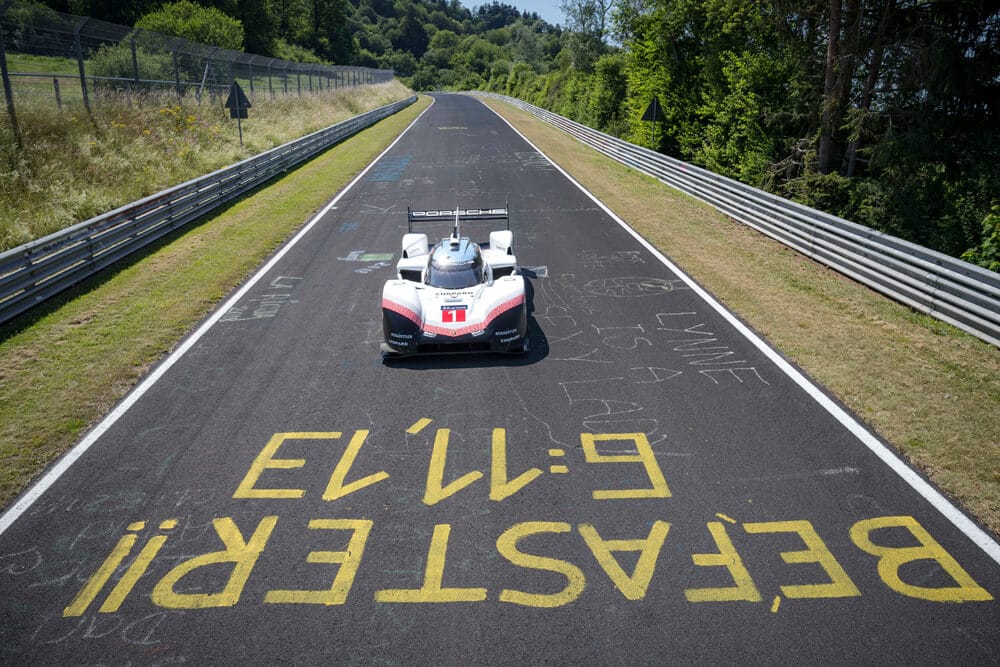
[485,0,1000,267]
[134,0,245,50]
[32,0,1000,266]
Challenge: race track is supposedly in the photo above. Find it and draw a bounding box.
[1,93,997,664]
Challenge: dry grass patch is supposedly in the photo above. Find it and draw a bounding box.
[483,99,1000,537]
[0,95,431,511]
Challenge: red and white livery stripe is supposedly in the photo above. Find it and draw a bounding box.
[381,298,421,326]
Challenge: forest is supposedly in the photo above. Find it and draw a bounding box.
[28,0,1000,268]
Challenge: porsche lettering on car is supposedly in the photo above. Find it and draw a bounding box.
[381,206,528,356]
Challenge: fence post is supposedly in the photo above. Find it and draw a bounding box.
[267,63,273,100]
[53,77,61,109]
[172,46,182,100]
[130,31,139,89]
[0,17,20,147]
[73,18,91,115]
[247,57,254,99]
[196,60,208,103]
[206,49,219,102]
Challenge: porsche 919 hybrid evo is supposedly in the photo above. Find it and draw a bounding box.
[380,206,528,356]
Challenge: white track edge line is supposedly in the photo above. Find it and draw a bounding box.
[0,97,435,537]
[477,95,1000,566]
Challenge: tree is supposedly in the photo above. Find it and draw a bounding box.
[234,0,277,56]
[310,0,354,63]
[585,52,627,133]
[475,2,523,30]
[65,0,158,25]
[559,0,614,72]
[389,11,429,57]
[271,0,311,39]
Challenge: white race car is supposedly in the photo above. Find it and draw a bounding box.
[381,206,528,356]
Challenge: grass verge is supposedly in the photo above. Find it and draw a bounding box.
[0,94,432,511]
[481,98,1000,538]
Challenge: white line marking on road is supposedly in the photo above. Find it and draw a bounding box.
[479,95,1000,566]
[0,98,435,537]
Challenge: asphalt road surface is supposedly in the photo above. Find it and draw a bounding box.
[1,93,998,664]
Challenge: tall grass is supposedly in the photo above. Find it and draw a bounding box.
[0,80,412,251]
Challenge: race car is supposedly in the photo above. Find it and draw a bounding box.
[380,206,528,356]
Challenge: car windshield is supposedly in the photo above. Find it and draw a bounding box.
[426,263,483,289]
[426,239,484,289]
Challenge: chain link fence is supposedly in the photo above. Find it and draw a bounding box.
[0,0,393,134]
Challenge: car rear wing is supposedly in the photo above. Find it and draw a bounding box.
[407,204,509,233]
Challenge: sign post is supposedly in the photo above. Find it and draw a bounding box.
[641,96,663,148]
[224,80,252,147]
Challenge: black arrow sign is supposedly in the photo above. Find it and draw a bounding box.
[225,81,251,119]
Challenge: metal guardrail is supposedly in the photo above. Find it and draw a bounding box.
[0,95,417,326]
[473,92,1000,348]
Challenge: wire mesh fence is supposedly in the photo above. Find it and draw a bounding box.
[0,0,393,127]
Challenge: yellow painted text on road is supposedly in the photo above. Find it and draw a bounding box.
[850,516,993,603]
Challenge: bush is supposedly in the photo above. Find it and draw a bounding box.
[962,205,1000,272]
[89,42,175,84]
[272,39,327,65]
[135,0,244,51]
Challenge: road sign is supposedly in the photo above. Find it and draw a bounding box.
[225,81,251,119]
[225,81,251,146]
[641,96,663,122]
[641,96,663,146]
